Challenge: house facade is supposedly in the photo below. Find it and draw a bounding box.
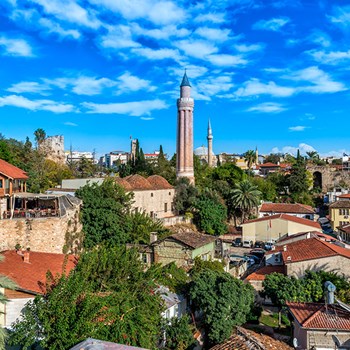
[0,159,28,217]
[259,202,316,220]
[241,214,322,244]
[329,200,350,229]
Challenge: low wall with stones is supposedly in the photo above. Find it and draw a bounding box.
[0,207,82,254]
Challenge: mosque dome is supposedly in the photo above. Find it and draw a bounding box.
[194,146,215,156]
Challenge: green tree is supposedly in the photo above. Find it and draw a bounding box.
[228,180,261,223]
[190,256,225,276]
[173,177,198,215]
[244,150,256,170]
[75,178,134,247]
[34,128,46,148]
[251,177,277,202]
[163,315,195,350]
[192,190,227,235]
[9,246,164,350]
[264,153,283,164]
[189,270,254,346]
[0,140,13,162]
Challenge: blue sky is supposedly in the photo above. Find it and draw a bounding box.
[1,0,350,158]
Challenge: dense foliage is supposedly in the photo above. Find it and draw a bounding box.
[9,246,164,350]
[189,269,254,346]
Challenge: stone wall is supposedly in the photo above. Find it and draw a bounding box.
[286,255,350,279]
[0,207,82,254]
[153,240,192,267]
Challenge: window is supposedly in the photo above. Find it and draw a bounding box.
[165,310,170,319]
[142,253,148,264]
[164,203,168,213]
[150,211,154,218]
[151,193,153,197]
[169,192,171,195]
[0,179,2,188]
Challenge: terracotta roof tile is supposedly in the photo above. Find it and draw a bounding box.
[287,302,350,330]
[329,200,350,209]
[114,177,133,191]
[338,223,350,234]
[260,203,315,215]
[243,214,321,229]
[124,174,153,190]
[268,237,350,262]
[210,327,292,350]
[246,265,285,281]
[260,162,280,167]
[147,175,173,190]
[162,231,216,249]
[0,159,28,179]
[0,250,77,294]
[338,194,350,199]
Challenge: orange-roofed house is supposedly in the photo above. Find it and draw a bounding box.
[241,214,322,244]
[259,202,316,221]
[0,250,76,328]
[0,159,28,216]
[264,237,350,278]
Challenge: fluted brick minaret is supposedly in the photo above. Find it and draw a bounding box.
[207,119,213,167]
[176,71,195,184]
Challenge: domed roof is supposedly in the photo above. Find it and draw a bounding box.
[114,177,132,191]
[125,174,153,190]
[147,175,173,190]
[194,146,215,156]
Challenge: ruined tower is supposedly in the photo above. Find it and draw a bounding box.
[176,71,195,184]
[207,119,213,167]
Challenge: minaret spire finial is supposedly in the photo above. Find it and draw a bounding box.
[180,70,191,87]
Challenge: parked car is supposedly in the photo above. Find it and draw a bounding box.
[254,241,265,249]
[318,217,330,225]
[242,240,253,248]
[249,248,266,260]
[244,254,260,264]
[232,237,242,247]
[264,242,275,251]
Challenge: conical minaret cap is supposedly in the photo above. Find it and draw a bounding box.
[180,70,191,87]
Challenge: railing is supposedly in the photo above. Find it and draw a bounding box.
[2,209,59,219]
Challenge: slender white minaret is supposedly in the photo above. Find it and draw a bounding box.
[207,119,213,167]
[176,71,195,184]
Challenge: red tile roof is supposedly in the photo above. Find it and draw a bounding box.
[0,159,28,180]
[269,237,350,263]
[0,250,77,294]
[329,200,350,209]
[276,231,336,244]
[260,203,315,214]
[338,223,350,234]
[161,231,216,249]
[147,175,173,190]
[287,302,350,330]
[243,214,321,229]
[246,265,285,281]
[121,174,173,191]
[260,162,280,168]
[338,194,350,199]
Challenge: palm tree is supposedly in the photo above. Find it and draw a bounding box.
[306,151,319,164]
[0,255,17,348]
[229,180,261,223]
[34,128,46,148]
[244,150,256,170]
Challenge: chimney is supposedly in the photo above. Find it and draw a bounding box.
[283,245,287,251]
[325,281,336,304]
[150,232,158,244]
[23,250,30,263]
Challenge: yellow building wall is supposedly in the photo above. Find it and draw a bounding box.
[330,207,350,229]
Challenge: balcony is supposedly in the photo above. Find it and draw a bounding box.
[3,208,59,219]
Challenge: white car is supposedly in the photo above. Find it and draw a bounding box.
[242,240,253,248]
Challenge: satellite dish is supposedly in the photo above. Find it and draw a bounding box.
[332,335,341,348]
[293,338,298,348]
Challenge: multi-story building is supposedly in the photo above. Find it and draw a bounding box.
[104,151,129,168]
[65,151,94,164]
[329,200,350,229]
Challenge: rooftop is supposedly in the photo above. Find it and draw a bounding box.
[0,250,77,294]
[338,223,350,234]
[242,214,321,229]
[338,194,350,199]
[259,162,280,168]
[330,200,350,209]
[246,265,285,281]
[267,237,350,263]
[260,203,315,215]
[287,302,350,331]
[69,338,148,350]
[0,159,28,180]
[161,231,216,249]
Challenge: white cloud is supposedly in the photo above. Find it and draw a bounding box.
[38,18,81,40]
[307,30,331,48]
[307,49,350,65]
[0,94,74,113]
[320,149,350,158]
[195,75,234,99]
[131,23,189,40]
[0,36,34,57]
[132,47,179,60]
[116,72,155,93]
[89,0,185,25]
[82,99,168,116]
[7,81,50,94]
[271,143,317,156]
[284,66,346,93]
[140,117,154,120]
[235,79,295,97]
[168,65,208,79]
[247,102,286,113]
[207,54,247,66]
[99,25,140,50]
[30,0,101,29]
[194,12,226,23]
[328,5,350,29]
[288,125,307,131]
[71,76,116,95]
[235,43,264,53]
[194,27,232,42]
[175,39,218,59]
[64,121,78,126]
[253,17,290,31]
